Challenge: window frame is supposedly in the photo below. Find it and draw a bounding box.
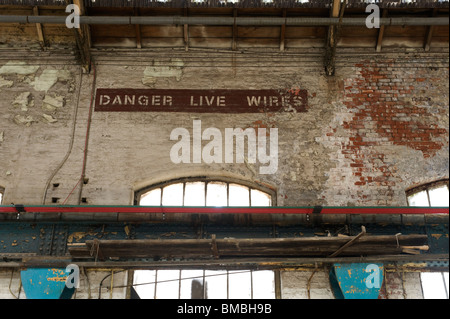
[0,186,4,205]
[134,176,276,206]
[406,179,449,207]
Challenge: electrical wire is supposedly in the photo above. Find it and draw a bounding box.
[77,60,97,205]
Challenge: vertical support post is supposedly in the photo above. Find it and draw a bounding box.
[134,8,142,49]
[184,6,189,52]
[232,8,237,51]
[72,0,92,73]
[325,0,346,76]
[280,9,286,51]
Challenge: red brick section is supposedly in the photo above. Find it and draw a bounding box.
[341,60,448,187]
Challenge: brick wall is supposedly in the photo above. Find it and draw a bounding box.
[0,49,447,207]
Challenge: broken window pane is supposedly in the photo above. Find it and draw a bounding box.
[162,183,183,206]
[206,182,227,207]
[428,186,449,207]
[407,190,429,207]
[251,189,272,207]
[229,184,250,206]
[140,188,161,206]
[184,182,206,206]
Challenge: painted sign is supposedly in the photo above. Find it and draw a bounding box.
[94,89,308,113]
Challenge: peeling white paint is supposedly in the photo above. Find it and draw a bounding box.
[13,114,34,126]
[42,94,64,112]
[31,69,71,92]
[0,76,13,88]
[0,61,39,75]
[142,59,184,86]
[42,114,58,123]
[13,92,33,112]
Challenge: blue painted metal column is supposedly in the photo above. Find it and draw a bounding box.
[329,263,384,299]
[20,268,75,299]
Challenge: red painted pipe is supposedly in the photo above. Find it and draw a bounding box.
[0,205,448,215]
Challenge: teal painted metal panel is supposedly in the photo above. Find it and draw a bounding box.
[331,263,384,299]
[20,268,74,299]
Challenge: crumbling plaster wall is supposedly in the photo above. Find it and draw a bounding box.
[0,50,448,207]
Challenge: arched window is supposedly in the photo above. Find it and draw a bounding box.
[136,177,274,207]
[0,187,4,205]
[133,178,277,299]
[406,179,449,207]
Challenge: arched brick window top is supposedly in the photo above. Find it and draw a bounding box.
[406,179,449,207]
[135,177,275,207]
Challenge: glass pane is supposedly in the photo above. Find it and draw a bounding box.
[133,270,156,299]
[421,272,448,299]
[180,270,205,299]
[228,271,251,299]
[251,189,271,207]
[428,186,449,207]
[206,182,227,207]
[408,190,429,207]
[229,184,250,206]
[252,271,276,299]
[162,183,184,206]
[184,182,206,206]
[155,270,181,299]
[140,188,161,206]
[205,270,228,299]
[0,192,2,204]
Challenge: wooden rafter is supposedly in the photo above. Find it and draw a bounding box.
[425,8,438,51]
[32,6,46,50]
[134,8,142,49]
[325,0,346,76]
[72,0,92,72]
[376,9,388,52]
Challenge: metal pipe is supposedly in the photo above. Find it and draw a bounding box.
[0,15,448,26]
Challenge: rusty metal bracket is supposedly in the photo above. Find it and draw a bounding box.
[328,226,366,258]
